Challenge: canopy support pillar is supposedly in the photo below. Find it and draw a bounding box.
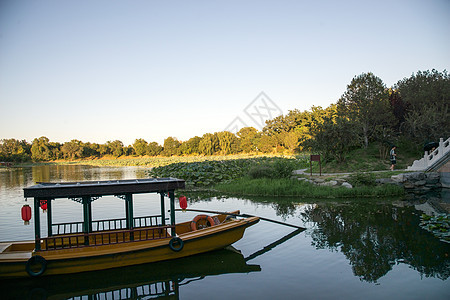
[160,192,166,226]
[82,196,92,245]
[34,197,41,251]
[169,191,176,236]
[47,198,53,237]
[125,194,134,240]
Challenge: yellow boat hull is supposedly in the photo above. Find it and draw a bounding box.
[0,215,259,278]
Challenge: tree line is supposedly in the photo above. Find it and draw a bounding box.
[1,69,449,163]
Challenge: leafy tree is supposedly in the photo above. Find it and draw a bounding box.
[237,127,260,153]
[395,69,449,111]
[0,139,31,162]
[61,140,83,160]
[282,131,300,153]
[99,143,111,156]
[49,142,63,159]
[216,131,239,155]
[123,145,135,156]
[31,136,53,161]
[306,115,358,162]
[263,107,334,150]
[162,137,180,156]
[263,114,290,135]
[107,140,124,157]
[402,105,449,144]
[133,139,149,156]
[148,142,163,156]
[83,143,100,158]
[180,136,201,155]
[198,133,219,155]
[388,89,408,132]
[395,69,450,143]
[257,134,276,153]
[338,73,394,148]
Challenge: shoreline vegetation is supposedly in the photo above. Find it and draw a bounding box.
[147,155,405,199]
[6,153,406,199]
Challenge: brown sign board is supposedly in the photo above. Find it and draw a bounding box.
[310,155,321,161]
[310,155,321,176]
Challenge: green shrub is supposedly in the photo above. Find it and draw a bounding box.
[347,172,376,187]
[249,165,274,179]
[248,158,300,179]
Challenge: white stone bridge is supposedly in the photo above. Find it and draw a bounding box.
[407,137,450,189]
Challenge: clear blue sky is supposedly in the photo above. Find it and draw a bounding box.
[1,0,449,145]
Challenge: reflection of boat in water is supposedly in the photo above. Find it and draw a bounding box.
[1,246,261,299]
[0,178,259,278]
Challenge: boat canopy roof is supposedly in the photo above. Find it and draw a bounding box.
[24,178,185,199]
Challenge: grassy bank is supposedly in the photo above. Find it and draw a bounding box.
[149,156,404,198]
[312,141,420,173]
[214,177,404,198]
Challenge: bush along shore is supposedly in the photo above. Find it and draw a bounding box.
[148,157,405,198]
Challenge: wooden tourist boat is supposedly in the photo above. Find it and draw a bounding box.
[1,246,261,299]
[0,178,259,278]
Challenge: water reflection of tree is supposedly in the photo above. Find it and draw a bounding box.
[300,201,450,282]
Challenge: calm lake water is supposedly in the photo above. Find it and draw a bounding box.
[0,165,449,299]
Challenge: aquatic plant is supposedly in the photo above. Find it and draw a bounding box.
[419,214,450,243]
[148,157,305,187]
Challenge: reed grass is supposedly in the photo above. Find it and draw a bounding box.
[214,178,404,198]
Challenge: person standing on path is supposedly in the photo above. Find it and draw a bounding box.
[390,145,397,171]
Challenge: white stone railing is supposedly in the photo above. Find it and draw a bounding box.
[406,137,450,171]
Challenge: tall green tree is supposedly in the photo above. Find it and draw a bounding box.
[148,142,163,156]
[99,143,111,156]
[237,127,260,153]
[180,136,201,155]
[82,142,100,158]
[395,69,450,143]
[395,69,449,111]
[133,139,149,156]
[107,140,124,157]
[216,131,239,155]
[282,131,300,153]
[306,115,358,162]
[257,134,276,153]
[31,136,53,161]
[198,133,219,155]
[0,139,31,162]
[338,73,393,148]
[162,137,180,156]
[61,140,83,160]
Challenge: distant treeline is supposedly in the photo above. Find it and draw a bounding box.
[1,69,449,163]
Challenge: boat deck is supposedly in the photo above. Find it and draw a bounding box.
[0,242,34,261]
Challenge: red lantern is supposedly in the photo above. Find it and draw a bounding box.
[21,204,32,225]
[40,200,47,211]
[179,196,187,210]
